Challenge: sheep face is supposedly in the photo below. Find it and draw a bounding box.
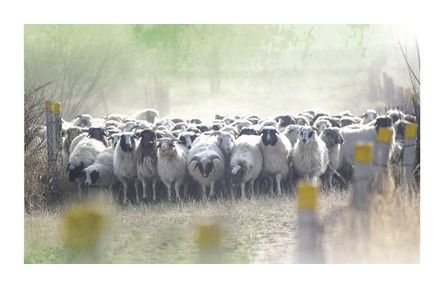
[321,127,344,146]
[88,127,109,146]
[179,132,197,149]
[375,116,393,130]
[278,115,296,128]
[260,126,279,146]
[298,127,318,144]
[190,155,221,179]
[230,164,245,186]
[67,162,85,182]
[156,138,178,156]
[139,128,157,147]
[85,170,99,186]
[315,119,331,132]
[362,109,378,121]
[119,132,136,152]
[217,132,235,154]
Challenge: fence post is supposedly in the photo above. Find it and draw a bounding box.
[373,127,394,191]
[352,143,373,211]
[45,101,62,202]
[402,123,418,195]
[297,181,323,264]
[196,223,223,263]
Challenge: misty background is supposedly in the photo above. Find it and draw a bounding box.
[24,24,418,122]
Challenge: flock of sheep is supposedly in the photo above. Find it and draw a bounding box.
[61,107,416,204]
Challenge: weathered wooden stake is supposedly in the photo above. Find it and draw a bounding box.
[297,181,323,264]
[196,223,223,263]
[45,101,62,202]
[352,142,373,211]
[402,123,418,195]
[373,127,394,191]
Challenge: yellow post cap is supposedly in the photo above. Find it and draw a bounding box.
[297,181,317,209]
[52,102,61,115]
[405,123,417,139]
[63,207,104,251]
[46,100,54,111]
[196,223,222,249]
[377,127,393,143]
[354,142,373,163]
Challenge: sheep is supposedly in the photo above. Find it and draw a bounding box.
[340,116,357,127]
[156,137,189,201]
[230,135,263,200]
[238,127,260,137]
[107,113,128,123]
[62,126,84,170]
[337,116,395,182]
[86,127,109,147]
[291,127,329,183]
[283,124,304,147]
[313,118,332,133]
[274,114,297,131]
[113,132,139,205]
[259,126,292,197]
[187,135,226,201]
[259,119,278,130]
[178,131,198,150]
[319,127,345,189]
[134,128,159,202]
[72,114,92,128]
[133,108,159,123]
[84,146,118,199]
[360,109,378,125]
[67,136,107,199]
[386,109,405,124]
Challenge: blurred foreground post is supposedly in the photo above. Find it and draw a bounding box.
[297,181,323,264]
[196,223,223,263]
[374,127,393,191]
[45,101,62,202]
[402,123,418,195]
[352,143,373,210]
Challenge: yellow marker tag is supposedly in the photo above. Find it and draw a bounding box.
[46,100,54,111]
[297,182,317,209]
[354,143,373,163]
[196,224,222,249]
[63,207,104,251]
[52,102,61,115]
[405,123,417,139]
[377,127,393,143]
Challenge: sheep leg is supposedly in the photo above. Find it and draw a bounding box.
[247,180,254,199]
[327,173,333,190]
[174,182,181,202]
[167,183,172,202]
[152,180,157,203]
[141,179,147,201]
[276,174,283,197]
[209,182,215,199]
[134,181,140,204]
[201,184,207,201]
[122,182,128,205]
[240,182,246,200]
[268,176,274,197]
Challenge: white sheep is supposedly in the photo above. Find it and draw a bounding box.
[360,109,378,125]
[67,136,107,199]
[313,118,332,133]
[84,146,118,196]
[156,137,189,201]
[187,134,226,201]
[292,126,329,183]
[259,126,292,197]
[62,126,84,171]
[319,127,344,189]
[135,128,159,202]
[337,116,395,181]
[133,108,159,123]
[283,124,304,147]
[230,135,263,200]
[113,132,139,205]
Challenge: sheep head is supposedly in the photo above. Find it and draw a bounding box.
[190,154,221,179]
[68,161,85,182]
[119,132,137,152]
[260,126,279,146]
[298,127,318,144]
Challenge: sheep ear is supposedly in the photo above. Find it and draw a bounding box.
[313,127,320,135]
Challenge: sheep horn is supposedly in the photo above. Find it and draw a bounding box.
[190,155,201,165]
[209,154,221,162]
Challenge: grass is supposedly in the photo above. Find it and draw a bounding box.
[24,182,420,264]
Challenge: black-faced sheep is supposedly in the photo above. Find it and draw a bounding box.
[259,126,292,197]
[319,127,345,189]
[135,128,159,202]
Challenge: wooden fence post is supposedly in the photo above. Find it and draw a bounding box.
[352,143,373,211]
[373,127,394,191]
[45,101,62,202]
[196,223,223,263]
[297,181,323,264]
[402,123,418,195]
